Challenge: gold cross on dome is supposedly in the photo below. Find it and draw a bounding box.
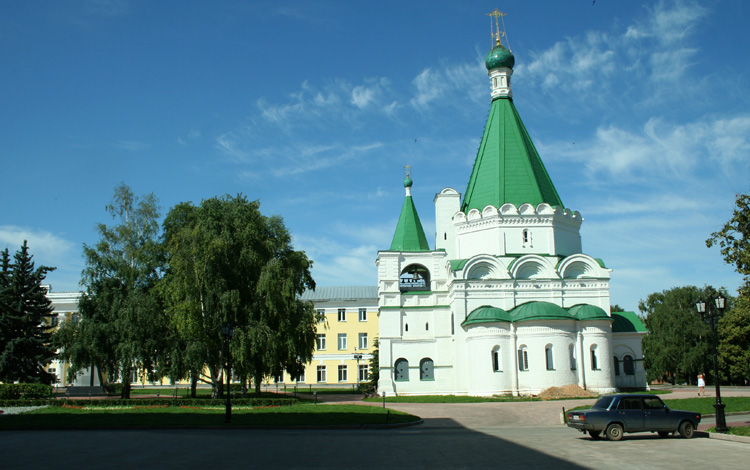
[405,164,411,178]
[486,8,510,49]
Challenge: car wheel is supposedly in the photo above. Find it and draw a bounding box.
[657,431,670,438]
[589,430,601,439]
[606,423,624,441]
[679,421,695,439]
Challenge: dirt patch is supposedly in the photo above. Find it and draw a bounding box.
[538,384,596,400]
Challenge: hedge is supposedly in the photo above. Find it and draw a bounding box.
[0,397,298,408]
[0,383,53,399]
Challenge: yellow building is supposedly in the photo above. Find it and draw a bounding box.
[45,285,378,389]
[286,286,379,388]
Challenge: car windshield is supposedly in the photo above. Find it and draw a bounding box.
[591,396,614,410]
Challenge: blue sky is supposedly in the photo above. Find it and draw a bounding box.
[1,0,748,313]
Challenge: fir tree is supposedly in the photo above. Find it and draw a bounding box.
[0,241,57,384]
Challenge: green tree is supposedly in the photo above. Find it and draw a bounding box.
[55,184,167,397]
[0,241,57,384]
[718,293,750,384]
[363,338,380,396]
[707,193,750,290]
[640,285,723,385]
[160,195,317,396]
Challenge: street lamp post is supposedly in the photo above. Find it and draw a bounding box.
[221,323,235,424]
[354,351,363,391]
[696,295,727,433]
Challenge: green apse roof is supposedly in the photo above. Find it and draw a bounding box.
[462,306,512,326]
[462,301,614,327]
[611,311,648,333]
[389,178,430,252]
[461,98,564,212]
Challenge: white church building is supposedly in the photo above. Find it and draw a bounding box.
[376,25,647,397]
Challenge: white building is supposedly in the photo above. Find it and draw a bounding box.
[376,29,647,397]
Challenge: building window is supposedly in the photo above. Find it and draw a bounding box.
[420,358,434,381]
[316,309,325,322]
[518,347,529,371]
[405,323,409,332]
[569,345,577,370]
[394,358,409,381]
[623,355,635,375]
[425,322,429,331]
[359,308,367,321]
[614,356,620,376]
[316,334,326,351]
[358,333,368,350]
[338,365,348,382]
[296,369,305,383]
[545,345,554,370]
[338,333,347,350]
[451,314,455,335]
[492,346,501,372]
[358,364,369,382]
[338,308,346,322]
[522,229,532,246]
[316,365,326,383]
[590,345,599,370]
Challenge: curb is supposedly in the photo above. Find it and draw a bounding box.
[707,432,750,444]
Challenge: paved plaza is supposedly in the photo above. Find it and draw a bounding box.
[2,387,749,469]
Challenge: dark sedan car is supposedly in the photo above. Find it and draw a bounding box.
[567,394,701,441]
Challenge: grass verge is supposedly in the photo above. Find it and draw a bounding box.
[707,426,750,436]
[0,403,418,429]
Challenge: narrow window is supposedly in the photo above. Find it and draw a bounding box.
[358,332,368,350]
[405,323,408,332]
[338,365,348,382]
[518,347,529,371]
[337,333,347,350]
[492,346,501,372]
[614,356,620,376]
[451,314,455,335]
[545,345,554,370]
[590,346,599,370]
[316,309,325,322]
[623,355,635,375]
[338,308,346,322]
[316,365,326,383]
[358,308,367,321]
[394,358,409,381]
[316,334,326,351]
[569,344,577,370]
[358,364,369,382]
[420,358,434,381]
[425,322,429,331]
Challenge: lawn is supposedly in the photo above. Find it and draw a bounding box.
[0,403,419,429]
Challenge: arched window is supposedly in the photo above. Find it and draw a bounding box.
[590,345,599,370]
[517,346,529,371]
[545,344,554,370]
[623,355,635,375]
[492,346,502,372]
[569,344,577,370]
[399,264,431,292]
[613,356,620,376]
[394,358,409,382]
[420,358,434,381]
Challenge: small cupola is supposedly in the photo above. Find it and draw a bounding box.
[485,9,514,100]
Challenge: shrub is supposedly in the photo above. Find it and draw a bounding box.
[0,383,52,399]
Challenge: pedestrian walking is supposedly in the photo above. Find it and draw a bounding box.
[697,373,705,396]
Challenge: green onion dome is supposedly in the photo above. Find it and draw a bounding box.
[485,43,515,70]
[404,176,413,188]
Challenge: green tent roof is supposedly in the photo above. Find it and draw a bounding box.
[612,311,648,333]
[389,194,430,252]
[462,98,563,212]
